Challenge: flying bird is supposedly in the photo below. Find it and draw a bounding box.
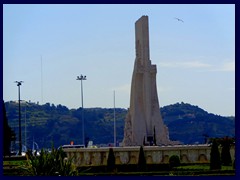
[174,17,184,23]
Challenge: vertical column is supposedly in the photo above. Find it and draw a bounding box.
[135,16,152,141]
[135,16,150,65]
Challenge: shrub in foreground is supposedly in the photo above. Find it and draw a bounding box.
[24,147,78,176]
[107,148,116,172]
[138,146,146,171]
[210,139,221,170]
[220,137,232,166]
[169,155,180,169]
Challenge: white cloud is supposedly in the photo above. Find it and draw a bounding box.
[159,61,212,69]
[158,60,235,72]
[227,87,235,91]
[214,61,235,72]
[157,86,173,93]
[112,84,131,93]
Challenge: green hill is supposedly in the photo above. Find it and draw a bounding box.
[4,101,234,150]
[161,102,235,144]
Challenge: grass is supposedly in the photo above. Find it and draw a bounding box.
[3,160,27,166]
[3,159,235,176]
[3,160,29,176]
[175,164,234,171]
[171,164,235,176]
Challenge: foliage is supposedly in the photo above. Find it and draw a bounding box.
[210,139,221,170]
[175,164,234,171]
[220,137,232,166]
[4,101,235,148]
[161,102,235,144]
[209,136,234,166]
[138,146,146,171]
[3,100,16,156]
[169,155,180,169]
[107,148,115,172]
[24,147,78,176]
[4,160,235,176]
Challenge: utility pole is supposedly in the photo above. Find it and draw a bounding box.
[15,81,23,155]
[76,75,87,146]
[114,91,116,147]
[41,55,43,104]
[24,102,27,149]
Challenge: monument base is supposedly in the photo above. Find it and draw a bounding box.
[63,145,235,167]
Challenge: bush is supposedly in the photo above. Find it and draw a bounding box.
[220,137,232,166]
[138,146,146,171]
[107,148,115,172]
[169,155,180,169]
[24,147,78,176]
[210,139,221,170]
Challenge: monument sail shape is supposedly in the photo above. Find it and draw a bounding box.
[122,15,171,146]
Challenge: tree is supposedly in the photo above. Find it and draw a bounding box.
[169,155,180,169]
[138,146,146,171]
[107,148,115,172]
[220,136,232,166]
[210,139,221,170]
[3,101,16,156]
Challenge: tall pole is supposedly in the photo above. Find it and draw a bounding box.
[77,75,86,146]
[15,81,23,155]
[41,55,43,104]
[25,103,27,149]
[114,91,116,147]
[81,79,84,145]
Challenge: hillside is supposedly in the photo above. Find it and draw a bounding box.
[161,102,235,144]
[4,101,235,150]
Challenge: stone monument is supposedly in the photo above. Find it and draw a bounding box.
[122,16,172,146]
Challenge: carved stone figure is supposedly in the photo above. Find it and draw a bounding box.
[122,16,172,146]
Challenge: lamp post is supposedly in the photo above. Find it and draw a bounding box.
[114,91,116,147]
[22,101,28,149]
[76,75,86,146]
[15,81,23,155]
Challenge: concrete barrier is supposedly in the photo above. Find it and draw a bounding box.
[64,144,235,167]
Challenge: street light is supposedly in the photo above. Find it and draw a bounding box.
[21,100,28,149]
[113,91,116,147]
[76,75,86,146]
[15,81,23,155]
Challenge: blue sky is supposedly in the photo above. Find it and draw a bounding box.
[3,4,235,116]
